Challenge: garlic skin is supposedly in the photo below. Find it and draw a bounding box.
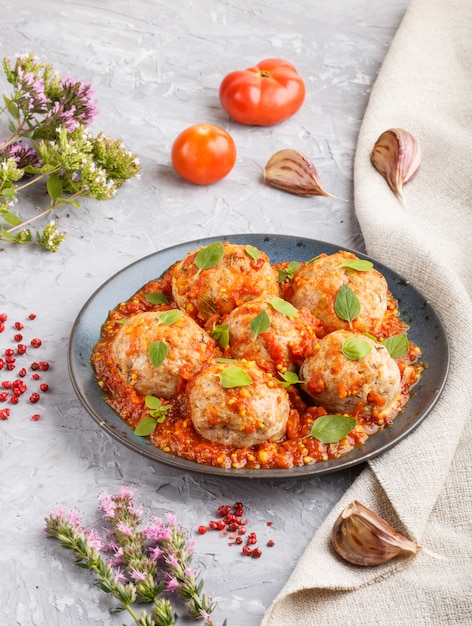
[370,128,421,199]
[263,149,332,197]
[331,500,421,566]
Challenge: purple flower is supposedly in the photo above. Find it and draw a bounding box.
[116,521,133,537]
[98,493,116,519]
[148,545,162,561]
[0,141,42,169]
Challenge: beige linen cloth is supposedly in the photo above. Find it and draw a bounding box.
[262,0,472,624]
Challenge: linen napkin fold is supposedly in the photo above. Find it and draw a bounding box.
[262,0,472,623]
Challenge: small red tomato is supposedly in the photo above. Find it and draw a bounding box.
[219,58,306,126]
[171,123,237,185]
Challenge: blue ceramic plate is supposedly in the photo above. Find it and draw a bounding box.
[68,234,449,478]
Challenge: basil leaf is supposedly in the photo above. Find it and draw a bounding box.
[245,244,261,261]
[195,241,224,272]
[278,370,302,388]
[134,417,158,437]
[148,341,168,367]
[250,311,270,336]
[211,323,229,349]
[340,259,374,272]
[219,365,253,388]
[157,309,182,325]
[309,414,356,443]
[145,292,168,305]
[341,337,372,360]
[334,285,361,327]
[382,333,409,358]
[268,297,299,318]
[277,261,300,282]
[145,395,162,410]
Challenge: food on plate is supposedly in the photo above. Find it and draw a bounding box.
[219,58,305,126]
[225,296,321,375]
[91,241,423,471]
[289,250,388,335]
[370,128,421,200]
[263,148,333,197]
[171,241,280,325]
[187,359,290,447]
[111,309,216,398]
[171,123,236,185]
[299,330,401,420]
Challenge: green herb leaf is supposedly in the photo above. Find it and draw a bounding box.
[245,244,261,261]
[145,292,168,305]
[216,357,237,363]
[148,340,168,367]
[195,241,224,272]
[334,285,361,327]
[340,259,374,272]
[0,187,17,199]
[211,323,230,349]
[219,365,253,388]
[1,210,22,226]
[382,333,409,358]
[268,297,299,318]
[134,416,158,436]
[145,395,171,422]
[309,414,356,443]
[6,99,19,120]
[277,261,300,283]
[157,309,182,325]
[278,370,302,388]
[341,337,372,360]
[47,173,63,202]
[250,311,270,336]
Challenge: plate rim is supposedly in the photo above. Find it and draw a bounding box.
[68,233,450,478]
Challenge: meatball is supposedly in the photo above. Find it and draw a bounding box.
[299,330,401,419]
[187,359,290,447]
[171,241,280,325]
[225,297,321,375]
[112,310,216,398]
[290,250,388,335]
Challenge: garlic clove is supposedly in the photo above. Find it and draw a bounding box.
[370,128,421,199]
[332,500,422,566]
[263,149,333,197]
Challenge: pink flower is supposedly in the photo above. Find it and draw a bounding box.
[98,494,116,519]
[116,521,133,537]
[165,512,176,526]
[148,545,162,561]
[84,529,104,551]
[130,569,147,581]
[165,574,179,592]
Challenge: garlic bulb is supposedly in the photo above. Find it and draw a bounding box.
[332,500,437,566]
[370,128,421,199]
[263,149,332,197]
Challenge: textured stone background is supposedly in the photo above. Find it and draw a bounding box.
[0,1,410,624]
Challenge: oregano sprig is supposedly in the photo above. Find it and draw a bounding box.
[0,53,140,251]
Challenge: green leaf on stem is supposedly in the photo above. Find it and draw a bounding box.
[309,414,356,443]
[219,365,253,388]
[268,296,299,318]
[195,241,224,272]
[339,259,374,272]
[47,173,63,201]
[145,292,168,305]
[382,333,409,358]
[211,323,229,349]
[341,337,372,360]
[334,285,361,327]
[245,244,261,261]
[157,309,182,325]
[148,340,168,367]
[250,311,270,336]
[1,210,22,226]
[278,370,302,388]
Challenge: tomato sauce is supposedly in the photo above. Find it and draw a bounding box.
[91,263,423,471]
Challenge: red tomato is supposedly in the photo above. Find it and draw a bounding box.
[171,123,237,185]
[219,58,306,126]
